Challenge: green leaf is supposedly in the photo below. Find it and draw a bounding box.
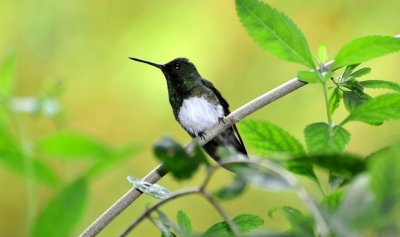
[318,44,327,64]
[87,143,140,180]
[213,176,247,201]
[282,207,315,237]
[239,120,305,157]
[236,0,314,68]
[328,87,343,116]
[342,93,400,124]
[154,137,200,180]
[297,153,366,179]
[343,90,372,112]
[341,64,359,81]
[283,158,318,183]
[202,214,264,237]
[297,71,322,83]
[304,123,350,153]
[332,35,400,69]
[38,132,113,159]
[322,191,344,210]
[368,145,400,214]
[0,150,59,186]
[342,79,364,93]
[31,178,88,237]
[177,210,192,236]
[350,67,371,78]
[156,209,179,236]
[0,54,16,98]
[360,80,400,92]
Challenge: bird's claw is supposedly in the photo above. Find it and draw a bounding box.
[198,131,207,140]
[218,116,226,125]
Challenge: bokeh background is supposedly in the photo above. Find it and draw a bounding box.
[1,0,399,236]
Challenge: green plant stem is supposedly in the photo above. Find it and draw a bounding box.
[10,112,36,233]
[322,81,332,125]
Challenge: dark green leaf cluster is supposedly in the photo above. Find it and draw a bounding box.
[154,137,207,180]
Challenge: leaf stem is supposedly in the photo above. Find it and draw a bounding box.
[9,110,36,233]
[322,81,332,125]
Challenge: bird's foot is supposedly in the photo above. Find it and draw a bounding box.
[198,131,207,140]
[218,116,226,125]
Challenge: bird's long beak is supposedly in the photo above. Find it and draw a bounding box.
[129,57,164,69]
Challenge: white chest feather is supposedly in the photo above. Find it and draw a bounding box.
[178,97,224,135]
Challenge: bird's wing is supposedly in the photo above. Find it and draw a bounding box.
[201,79,247,155]
[201,79,230,115]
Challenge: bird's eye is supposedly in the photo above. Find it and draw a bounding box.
[174,63,181,70]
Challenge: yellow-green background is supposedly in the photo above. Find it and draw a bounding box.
[1,0,399,236]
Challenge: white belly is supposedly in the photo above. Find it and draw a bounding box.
[178,97,224,135]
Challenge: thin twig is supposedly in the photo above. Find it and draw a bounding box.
[200,191,241,237]
[79,61,335,237]
[120,188,200,237]
[121,163,240,237]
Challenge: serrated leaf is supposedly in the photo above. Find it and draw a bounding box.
[177,210,192,235]
[297,71,322,83]
[342,93,400,124]
[350,67,371,78]
[0,149,59,186]
[213,176,247,201]
[38,132,113,160]
[328,87,343,116]
[304,123,350,153]
[360,80,400,92]
[0,54,16,98]
[202,214,264,237]
[343,90,372,112]
[239,120,305,157]
[332,35,400,69]
[31,178,88,237]
[236,0,314,68]
[154,137,200,180]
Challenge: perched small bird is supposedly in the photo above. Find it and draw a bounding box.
[130,57,247,164]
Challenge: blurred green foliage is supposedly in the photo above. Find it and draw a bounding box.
[0,0,400,236]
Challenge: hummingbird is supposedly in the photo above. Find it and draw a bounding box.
[129,57,247,164]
